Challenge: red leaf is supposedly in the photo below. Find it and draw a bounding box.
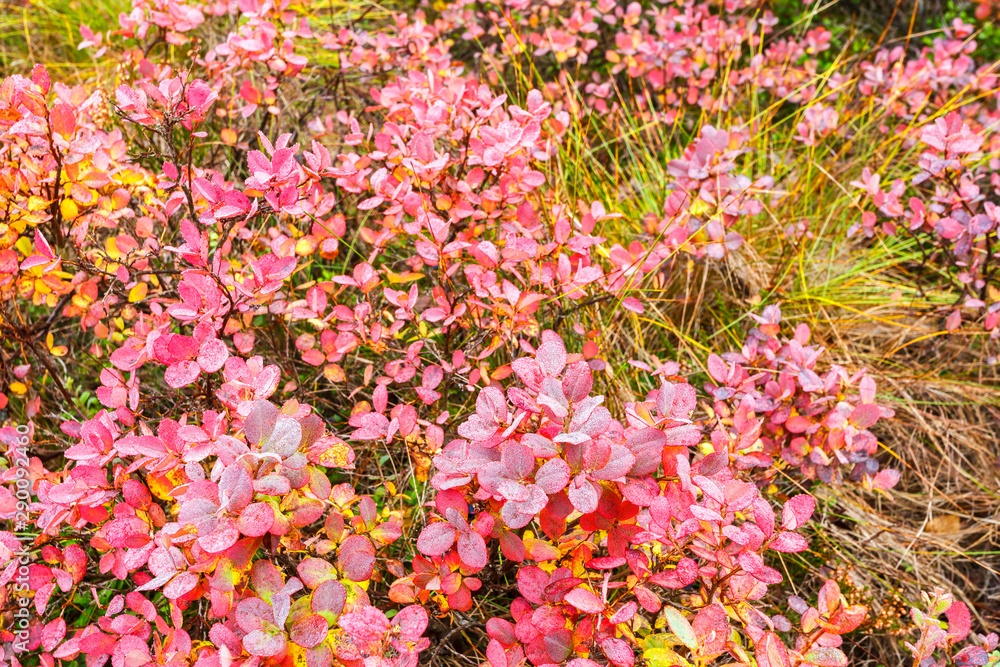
[50,102,76,139]
[609,601,638,624]
[693,603,729,656]
[871,468,900,491]
[561,361,593,402]
[825,604,867,635]
[516,566,549,605]
[946,601,972,643]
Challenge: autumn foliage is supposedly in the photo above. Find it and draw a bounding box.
[0,0,999,667]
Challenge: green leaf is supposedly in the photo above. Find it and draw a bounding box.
[662,606,697,653]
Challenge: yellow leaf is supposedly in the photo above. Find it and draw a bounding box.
[148,467,187,501]
[385,269,425,285]
[129,282,148,302]
[106,237,120,260]
[295,237,318,256]
[285,642,310,667]
[9,382,28,395]
[323,363,346,383]
[689,198,711,216]
[643,647,693,667]
[221,128,238,145]
[15,237,32,256]
[315,440,354,468]
[46,333,67,357]
[406,437,432,482]
[60,199,80,220]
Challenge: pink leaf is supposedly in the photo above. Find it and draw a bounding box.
[243,630,286,657]
[770,531,809,553]
[600,638,634,667]
[756,632,790,667]
[338,535,375,582]
[417,522,457,556]
[163,571,199,600]
[871,468,900,491]
[393,605,428,640]
[165,360,201,388]
[290,614,329,649]
[535,339,567,376]
[802,647,847,667]
[458,530,488,569]
[564,587,604,614]
[535,458,571,494]
[568,475,600,514]
[339,606,389,642]
[197,338,229,373]
[849,403,881,429]
[781,494,815,531]
[237,503,275,537]
[946,601,972,642]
